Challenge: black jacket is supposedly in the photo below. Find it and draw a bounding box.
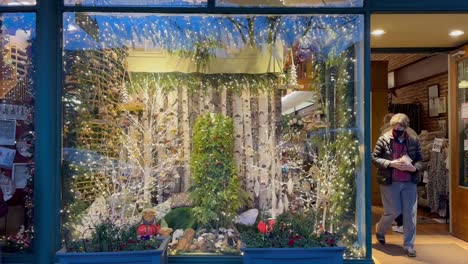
[372,133,423,185]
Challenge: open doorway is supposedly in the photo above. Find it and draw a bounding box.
[371,53,450,230]
[370,14,468,263]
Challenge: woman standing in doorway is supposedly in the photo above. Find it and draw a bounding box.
[372,113,423,257]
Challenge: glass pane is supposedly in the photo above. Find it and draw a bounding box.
[458,59,468,187]
[65,0,207,6]
[0,12,36,253]
[62,13,365,258]
[217,0,362,7]
[0,0,35,6]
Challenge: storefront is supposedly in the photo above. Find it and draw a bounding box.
[0,1,467,264]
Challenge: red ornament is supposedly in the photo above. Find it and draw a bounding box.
[136,223,160,237]
[267,219,277,229]
[257,221,268,234]
[257,219,276,234]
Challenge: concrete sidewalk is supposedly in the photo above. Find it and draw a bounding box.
[372,234,468,264]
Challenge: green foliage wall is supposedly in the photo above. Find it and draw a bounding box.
[190,113,241,227]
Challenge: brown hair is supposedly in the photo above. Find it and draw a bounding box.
[380,113,394,134]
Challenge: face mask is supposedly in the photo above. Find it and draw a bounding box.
[392,129,405,138]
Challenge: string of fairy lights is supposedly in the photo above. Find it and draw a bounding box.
[61,12,365,258]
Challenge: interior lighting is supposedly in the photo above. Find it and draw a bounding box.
[371,29,386,36]
[449,30,464,37]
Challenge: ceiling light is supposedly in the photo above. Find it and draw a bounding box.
[449,30,464,37]
[371,29,386,36]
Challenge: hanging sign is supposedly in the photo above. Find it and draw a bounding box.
[464,140,468,151]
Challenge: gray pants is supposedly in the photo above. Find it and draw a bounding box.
[377,182,417,248]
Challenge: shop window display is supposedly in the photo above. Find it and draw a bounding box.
[0,13,35,252]
[62,13,365,257]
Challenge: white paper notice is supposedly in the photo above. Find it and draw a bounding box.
[432,138,444,153]
[464,140,468,151]
[462,103,468,119]
[423,171,429,183]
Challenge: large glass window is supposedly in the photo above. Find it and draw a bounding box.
[64,0,207,7]
[0,12,35,253]
[217,0,362,7]
[0,0,35,6]
[62,13,365,258]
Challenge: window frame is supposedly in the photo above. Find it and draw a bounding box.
[1,0,378,263]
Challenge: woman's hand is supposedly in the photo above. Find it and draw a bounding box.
[404,164,417,172]
[390,160,417,172]
[389,160,406,170]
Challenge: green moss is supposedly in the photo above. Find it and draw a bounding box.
[164,207,198,230]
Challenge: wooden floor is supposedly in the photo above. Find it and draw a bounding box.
[372,206,468,264]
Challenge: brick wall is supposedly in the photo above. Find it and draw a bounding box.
[371,53,428,72]
[389,74,448,132]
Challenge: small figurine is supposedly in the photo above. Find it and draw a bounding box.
[136,208,160,238]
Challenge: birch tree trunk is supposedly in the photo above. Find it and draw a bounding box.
[255,91,270,209]
[143,89,157,205]
[232,92,245,187]
[269,89,282,216]
[221,86,228,116]
[181,86,191,191]
[242,87,254,199]
[154,89,165,204]
[166,89,179,194]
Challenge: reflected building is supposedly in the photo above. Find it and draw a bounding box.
[1,29,31,102]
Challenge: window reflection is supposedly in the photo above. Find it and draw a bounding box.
[0,12,35,253]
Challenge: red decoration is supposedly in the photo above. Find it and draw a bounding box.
[136,223,160,237]
[267,219,277,228]
[257,219,277,234]
[257,221,267,234]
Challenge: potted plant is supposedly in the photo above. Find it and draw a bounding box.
[56,218,170,264]
[238,211,345,264]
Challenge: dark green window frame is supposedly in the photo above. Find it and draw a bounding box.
[6,3,370,264]
[13,0,468,263]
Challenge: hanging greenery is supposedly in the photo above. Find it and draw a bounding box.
[128,72,278,95]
